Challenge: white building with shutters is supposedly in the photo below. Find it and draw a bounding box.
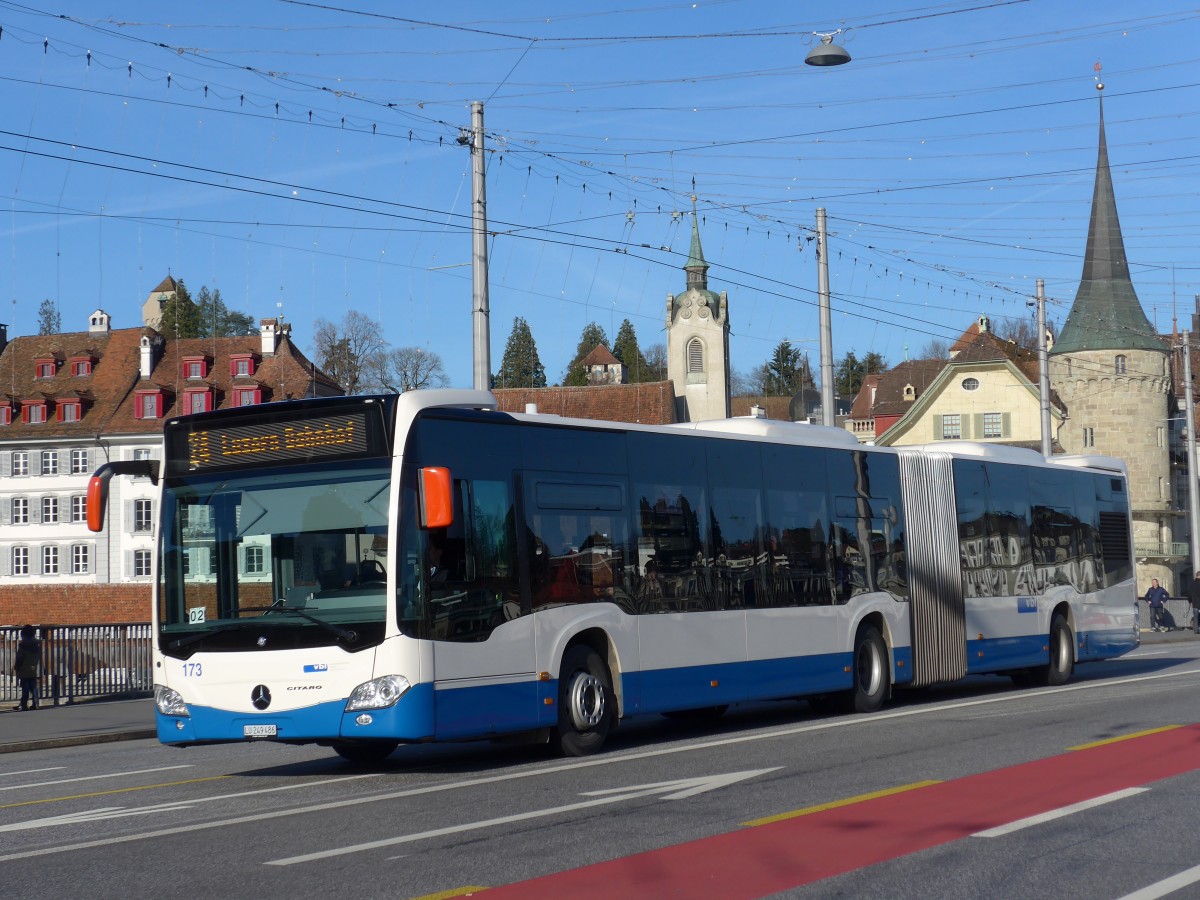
[0,297,341,622]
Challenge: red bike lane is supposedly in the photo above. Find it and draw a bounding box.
[484,724,1200,899]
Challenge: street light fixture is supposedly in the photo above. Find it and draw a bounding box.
[805,30,851,67]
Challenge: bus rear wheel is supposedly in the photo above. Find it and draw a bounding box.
[810,624,890,715]
[331,740,398,764]
[1026,614,1074,687]
[552,645,613,757]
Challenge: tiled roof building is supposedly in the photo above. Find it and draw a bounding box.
[0,303,341,625]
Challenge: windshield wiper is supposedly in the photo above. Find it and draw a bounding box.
[167,622,248,652]
[238,605,358,643]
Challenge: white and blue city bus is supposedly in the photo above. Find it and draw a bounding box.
[87,389,1139,762]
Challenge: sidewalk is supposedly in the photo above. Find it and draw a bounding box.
[0,629,1194,755]
[0,697,155,754]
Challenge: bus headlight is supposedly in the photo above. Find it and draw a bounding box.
[346,675,411,711]
[155,685,189,717]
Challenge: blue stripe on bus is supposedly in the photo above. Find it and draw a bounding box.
[157,682,438,745]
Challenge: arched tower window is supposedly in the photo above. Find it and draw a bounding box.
[1115,354,1127,374]
[687,339,704,374]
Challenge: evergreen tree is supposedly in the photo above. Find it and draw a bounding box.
[563,322,608,386]
[157,280,202,338]
[195,286,257,337]
[495,317,547,388]
[764,340,814,396]
[835,350,888,396]
[36,299,61,335]
[612,319,650,383]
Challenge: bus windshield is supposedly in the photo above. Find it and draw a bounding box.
[157,462,391,657]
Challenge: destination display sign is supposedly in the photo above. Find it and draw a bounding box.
[178,412,375,472]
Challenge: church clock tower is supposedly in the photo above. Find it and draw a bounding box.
[667,204,730,422]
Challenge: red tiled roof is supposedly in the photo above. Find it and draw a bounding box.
[581,344,620,367]
[0,325,342,440]
[494,382,677,425]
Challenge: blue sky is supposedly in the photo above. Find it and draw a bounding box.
[1,1,1199,387]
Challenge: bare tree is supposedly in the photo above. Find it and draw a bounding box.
[992,314,1054,350]
[365,347,449,393]
[312,311,387,395]
[643,343,668,382]
[920,337,951,359]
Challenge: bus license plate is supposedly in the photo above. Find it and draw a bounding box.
[244,724,277,738]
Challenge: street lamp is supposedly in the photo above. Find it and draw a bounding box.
[805,30,851,67]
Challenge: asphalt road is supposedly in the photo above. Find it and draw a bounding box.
[2,639,1199,899]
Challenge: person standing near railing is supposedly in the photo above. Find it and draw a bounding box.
[11,626,41,711]
[1145,579,1170,633]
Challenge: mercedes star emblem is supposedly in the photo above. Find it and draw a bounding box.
[251,684,272,710]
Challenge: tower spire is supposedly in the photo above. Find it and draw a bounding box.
[684,196,709,290]
[1052,80,1160,354]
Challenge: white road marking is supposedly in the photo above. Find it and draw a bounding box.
[971,787,1147,837]
[267,769,780,866]
[0,765,191,792]
[0,773,379,832]
[2,665,1199,862]
[0,768,66,778]
[1118,863,1200,899]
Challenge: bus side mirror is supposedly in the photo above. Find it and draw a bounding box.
[86,460,160,533]
[419,467,453,529]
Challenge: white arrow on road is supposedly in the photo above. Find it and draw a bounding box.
[267,767,780,867]
[0,803,197,832]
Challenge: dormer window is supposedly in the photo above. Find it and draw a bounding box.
[135,389,164,420]
[182,356,208,380]
[58,399,81,423]
[70,357,93,377]
[183,388,212,414]
[35,358,56,379]
[23,401,47,424]
[233,387,262,408]
[229,354,257,378]
[903,384,916,401]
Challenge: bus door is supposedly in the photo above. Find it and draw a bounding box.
[427,473,537,738]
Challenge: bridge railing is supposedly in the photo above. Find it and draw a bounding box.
[2,624,153,706]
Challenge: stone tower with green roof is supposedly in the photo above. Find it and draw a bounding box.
[666,202,730,421]
[1049,83,1172,592]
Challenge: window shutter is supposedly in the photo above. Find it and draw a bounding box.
[0,551,9,577]
[32,548,42,576]
[0,452,9,478]
[961,416,972,440]
[123,501,135,535]
[0,498,9,526]
[58,449,68,472]
[31,453,41,476]
[932,415,943,438]
[30,502,41,525]
[1002,412,1011,438]
[124,550,134,577]
[972,414,983,439]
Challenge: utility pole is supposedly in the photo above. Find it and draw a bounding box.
[1036,279,1052,457]
[470,101,491,391]
[816,208,835,427]
[1184,331,1200,577]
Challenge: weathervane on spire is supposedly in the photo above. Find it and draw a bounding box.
[1094,60,1103,92]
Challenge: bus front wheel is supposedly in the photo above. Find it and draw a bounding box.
[552,645,613,757]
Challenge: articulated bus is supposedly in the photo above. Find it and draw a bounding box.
[88,390,1139,761]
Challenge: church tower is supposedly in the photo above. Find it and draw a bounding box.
[1048,82,1172,591]
[667,205,730,422]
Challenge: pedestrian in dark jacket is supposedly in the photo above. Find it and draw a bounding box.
[11,625,41,711]
[1188,572,1200,635]
[1145,579,1170,632]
